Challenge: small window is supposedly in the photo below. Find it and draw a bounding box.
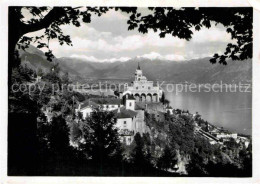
[128,138,131,142]
[124,121,127,124]
[148,87,151,90]
[129,102,132,106]
[142,86,144,88]
[136,87,138,89]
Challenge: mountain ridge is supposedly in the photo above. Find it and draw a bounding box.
[18,45,252,84]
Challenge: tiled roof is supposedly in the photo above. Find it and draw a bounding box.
[134,102,164,111]
[113,107,137,119]
[135,103,145,110]
[80,98,122,109]
[80,100,99,109]
[90,98,122,105]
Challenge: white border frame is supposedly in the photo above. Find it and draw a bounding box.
[1,0,259,183]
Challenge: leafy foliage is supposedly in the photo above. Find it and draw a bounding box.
[157,145,177,171]
[8,60,252,176]
[48,115,70,153]
[9,7,135,63]
[125,7,252,64]
[130,133,153,170]
[168,115,195,154]
[80,108,123,163]
[10,7,252,66]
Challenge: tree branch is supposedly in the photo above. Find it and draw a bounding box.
[21,7,66,35]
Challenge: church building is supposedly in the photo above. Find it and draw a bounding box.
[122,63,162,102]
[75,63,163,146]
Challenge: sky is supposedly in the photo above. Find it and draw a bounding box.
[25,8,234,62]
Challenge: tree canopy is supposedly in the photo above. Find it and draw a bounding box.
[9,6,252,67]
[127,7,252,64]
[80,108,122,163]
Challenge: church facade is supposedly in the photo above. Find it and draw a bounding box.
[122,63,162,102]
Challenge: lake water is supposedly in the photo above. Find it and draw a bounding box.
[164,86,252,135]
[77,85,252,135]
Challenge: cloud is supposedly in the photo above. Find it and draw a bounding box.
[70,54,131,62]
[60,23,112,41]
[70,52,185,63]
[24,8,232,61]
[191,26,233,43]
[186,50,224,60]
[114,31,186,50]
[56,24,228,56]
[101,9,128,20]
[137,52,185,61]
[138,52,161,60]
[70,52,186,63]
[164,54,186,61]
[49,30,186,56]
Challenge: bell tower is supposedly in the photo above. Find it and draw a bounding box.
[135,62,142,81]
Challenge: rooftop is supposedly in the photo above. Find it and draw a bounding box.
[113,107,137,119]
[80,97,122,109]
[90,98,122,105]
[80,100,99,109]
[135,103,145,110]
[134,102,164,111]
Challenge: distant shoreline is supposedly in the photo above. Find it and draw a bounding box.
[73,82,252,90]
